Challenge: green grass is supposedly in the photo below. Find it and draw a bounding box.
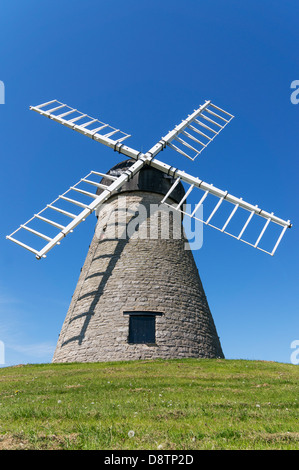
[0,358,298,450]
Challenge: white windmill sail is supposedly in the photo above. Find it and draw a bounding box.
[29,100,132,149]
[159,100,234,161]
[7,98,291,258]
[29,99,233,161]
[6,159,146,259]
[157,167,291,256]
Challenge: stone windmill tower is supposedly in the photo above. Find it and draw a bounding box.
[52,159,224,362]
[7,99,292,363]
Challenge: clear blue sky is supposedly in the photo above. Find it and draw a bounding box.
[0,0,298,367]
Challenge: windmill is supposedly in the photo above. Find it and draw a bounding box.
[7,99,292,362]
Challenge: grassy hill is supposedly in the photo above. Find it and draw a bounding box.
[0,358,298,450]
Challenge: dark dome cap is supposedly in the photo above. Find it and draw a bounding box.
[97,159,185,203]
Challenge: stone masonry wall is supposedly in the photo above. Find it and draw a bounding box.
[52,191,224,362]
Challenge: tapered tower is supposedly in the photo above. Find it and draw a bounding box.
[52,160,224,362]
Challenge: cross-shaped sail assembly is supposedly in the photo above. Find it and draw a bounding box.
[7,99,291,258]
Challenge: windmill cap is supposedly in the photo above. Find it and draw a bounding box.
[97,159,185,203]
